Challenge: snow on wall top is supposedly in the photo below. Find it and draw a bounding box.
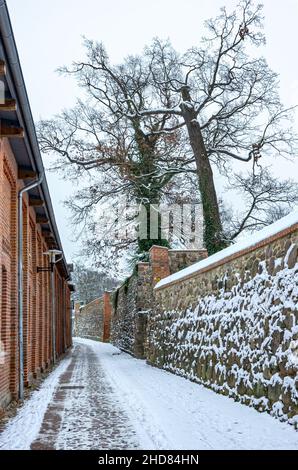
[155,209,298,290]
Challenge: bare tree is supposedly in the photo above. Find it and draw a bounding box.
[74,170,203,274]
[135,0,297,253]
[72,263,118,304]
[221,167,298,240]
[37,47,194,258]
[38,0,297,262]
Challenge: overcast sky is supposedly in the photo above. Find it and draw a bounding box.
[6,0,298,261]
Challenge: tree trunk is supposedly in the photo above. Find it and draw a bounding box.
[137,200,169,257]
[133,126,169,257]
[180,87,225,255]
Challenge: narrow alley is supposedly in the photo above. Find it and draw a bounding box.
[0,338,297,451]
[1,0,298,459]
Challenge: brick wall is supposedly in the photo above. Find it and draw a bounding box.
[0,139,72,410]
[74,292,112,342]
[0,140,18,407]
[147,219,298,426]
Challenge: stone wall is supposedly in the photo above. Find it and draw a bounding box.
[74,293,112,342]
[111,274,139,354]
[110,246,207,358]
[147,218,298,426]
[169,249,207,275]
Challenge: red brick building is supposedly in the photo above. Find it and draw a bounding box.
[0,1,72,410]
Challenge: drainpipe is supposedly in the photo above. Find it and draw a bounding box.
[18,173,44,400]
[51,266,56,365]
[70,295,74,347]
[62,282,66,353]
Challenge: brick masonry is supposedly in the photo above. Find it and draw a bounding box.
[74,293,112,343]
[0,139,72,410]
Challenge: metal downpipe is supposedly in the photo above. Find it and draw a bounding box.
[18,173,44,400]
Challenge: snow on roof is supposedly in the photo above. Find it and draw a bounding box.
[155,209,298,290]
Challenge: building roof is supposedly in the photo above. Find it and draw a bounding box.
[0,0,69,277]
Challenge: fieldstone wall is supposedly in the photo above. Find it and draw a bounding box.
[169,249,207,274]
[110,246,207,358]
[111,274,140,355]
[147,225,298,426]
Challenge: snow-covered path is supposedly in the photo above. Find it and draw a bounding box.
[0,355,72,450]
[0,337,298,450]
